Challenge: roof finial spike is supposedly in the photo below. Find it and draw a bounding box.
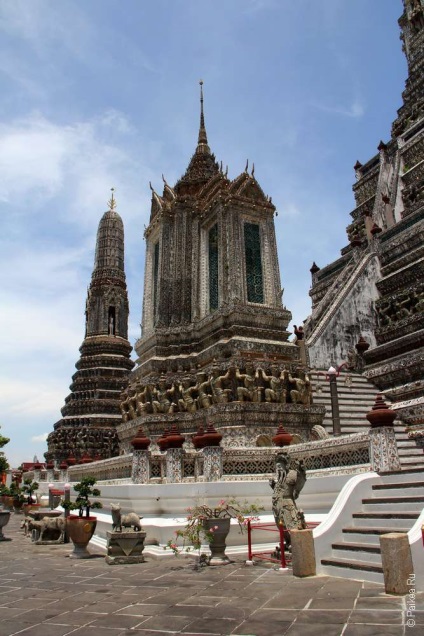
[251,163,255,177]
[245,159,249,173]
[149,181,154,192]
[197,79,209,149]
[108,187,117,210]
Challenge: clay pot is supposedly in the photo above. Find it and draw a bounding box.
[66,515,97,558]
[131,426,151,451]
[366,394,396,428]
[272,424,293,447]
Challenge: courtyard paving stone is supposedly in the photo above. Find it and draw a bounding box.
[0,512,422,635]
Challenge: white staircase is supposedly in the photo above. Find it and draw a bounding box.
[319,469,424,583]
[310,370,424,470]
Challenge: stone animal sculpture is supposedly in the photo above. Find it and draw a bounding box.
[110,503,143,532]
[27,516,66,542]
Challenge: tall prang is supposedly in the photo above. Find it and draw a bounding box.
[118,83,325,454]
[46,191,134,464]
[305,0,424,432]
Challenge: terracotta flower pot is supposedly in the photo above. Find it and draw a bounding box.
[66,515,97,559]
[203,517,231,565]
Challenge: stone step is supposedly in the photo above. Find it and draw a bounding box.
[321,557,384,583]
[398,447,424,456]
[372,481,424,494]
[351,512,419,529]
[361,496,424,512]
[342,526,411,545]
[331,542,382,564]
[398,456,424,466]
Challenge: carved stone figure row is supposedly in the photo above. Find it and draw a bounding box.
[46,426,119,461]
[120,365,313,421]
[377,286,424,327]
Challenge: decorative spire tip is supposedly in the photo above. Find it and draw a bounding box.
[108,187,116,210]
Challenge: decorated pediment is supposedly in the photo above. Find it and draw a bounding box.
[230,173,268,203]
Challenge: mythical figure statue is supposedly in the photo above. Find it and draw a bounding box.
[135,383,151,415]
[195,372,212,409]
[209,364,232,404]
[152,376,176,414]
[289,369,312,405]
[259,365,288,403]
[269,453,307,548]
[236,363,261,402]
[178,377,197,413]
[119,389,130,422]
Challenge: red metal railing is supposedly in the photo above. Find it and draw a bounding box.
[247,520,290,569]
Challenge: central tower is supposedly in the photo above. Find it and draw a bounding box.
[134,82,293,377]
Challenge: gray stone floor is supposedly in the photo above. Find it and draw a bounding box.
[0,513,422,636]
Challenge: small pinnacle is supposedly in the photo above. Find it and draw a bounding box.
[245,159,249,172]
[108,187,117,210]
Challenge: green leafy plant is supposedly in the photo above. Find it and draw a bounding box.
[0,484,11,496]
[21,478,39,504]
[10,482,25,504]
[166,497,262,556]
[62,476,102,518]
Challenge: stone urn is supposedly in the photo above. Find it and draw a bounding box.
[203,517,231,566]
[0,510,11,541]
[66,515,97,558]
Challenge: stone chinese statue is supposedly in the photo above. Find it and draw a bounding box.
[269,453,307,546]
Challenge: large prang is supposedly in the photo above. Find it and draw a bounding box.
[46,192,134,464]
[118,83,324,453]
[305,0,424,433]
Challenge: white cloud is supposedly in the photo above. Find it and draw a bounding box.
[32,433,49,443]
[313,97,365,119]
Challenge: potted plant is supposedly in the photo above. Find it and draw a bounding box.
[62,476,102,559]
[0,484,14,511]
[166,498,262,565]
[10,482,25,513]
[21,478,40,514]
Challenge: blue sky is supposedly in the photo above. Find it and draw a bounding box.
[0,0,407,467]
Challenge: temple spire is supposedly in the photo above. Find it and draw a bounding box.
[196,80,210,154]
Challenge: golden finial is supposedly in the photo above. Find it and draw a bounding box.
[108,187,117,210]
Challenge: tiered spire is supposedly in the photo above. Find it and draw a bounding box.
[175,81,220,195]
[196,80,210,153]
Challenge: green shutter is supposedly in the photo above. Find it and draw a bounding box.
[209,224,219,311]
[244,223,264,303]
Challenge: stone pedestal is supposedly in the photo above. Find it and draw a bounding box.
[203,447,223,482]
[290,529,316,577]
[132,450,150,484]
[165,448,184,482]
[380,533,414,595]
[369,426,401,473]
[105,530,146,564]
